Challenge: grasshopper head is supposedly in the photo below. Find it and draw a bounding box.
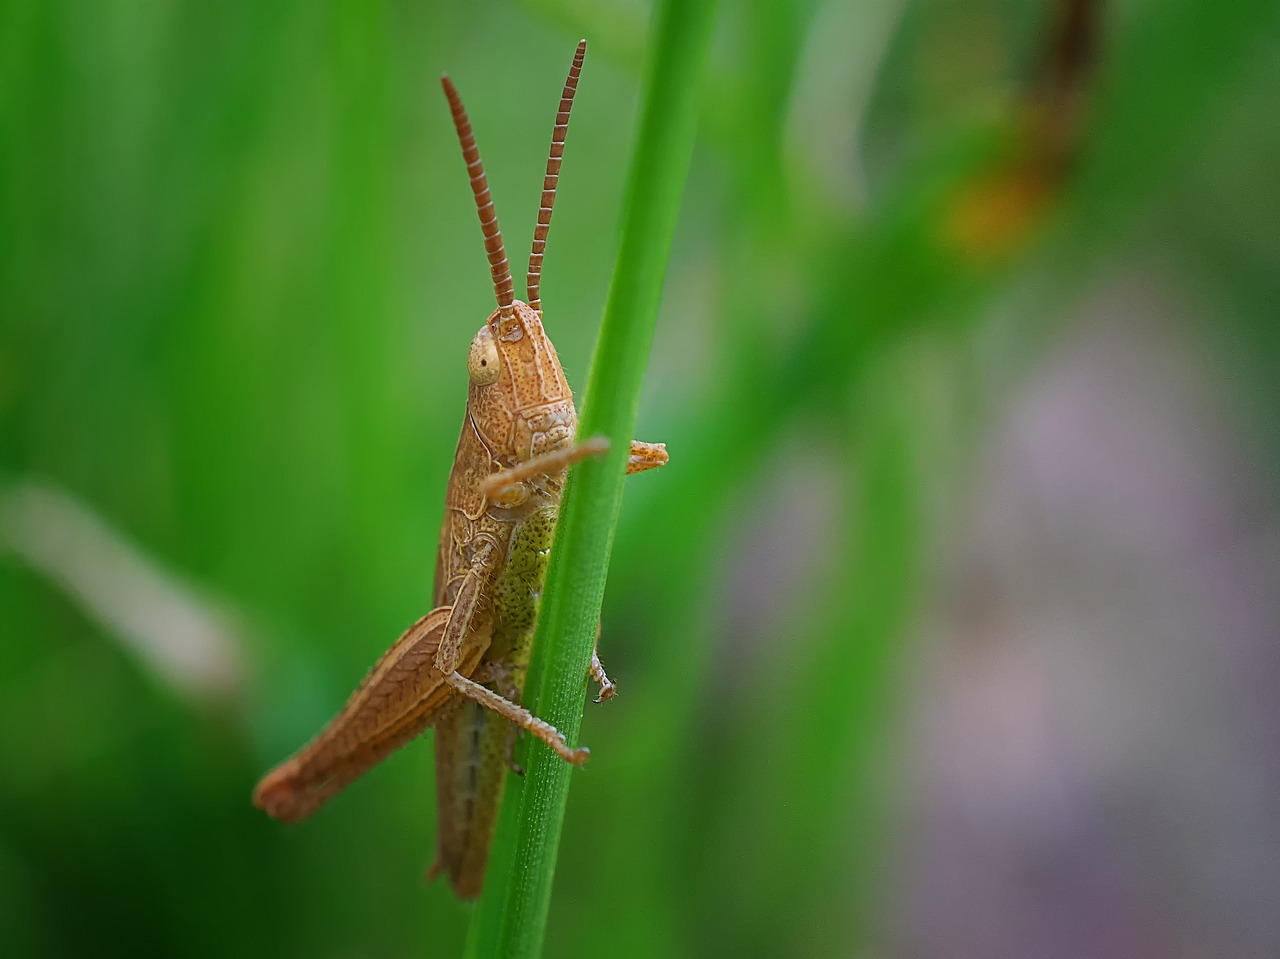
[466,300,576,465]
[443,43,588,467]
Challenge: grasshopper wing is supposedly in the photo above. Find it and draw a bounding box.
[254,607,491,823]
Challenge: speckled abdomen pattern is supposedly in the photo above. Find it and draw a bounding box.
[490,505,557,659]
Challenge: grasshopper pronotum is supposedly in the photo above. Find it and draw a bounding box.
[253,40,667,898]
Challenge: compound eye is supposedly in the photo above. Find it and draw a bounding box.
[467,326,500,386]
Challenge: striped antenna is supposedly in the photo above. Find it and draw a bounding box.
[441,75,515,321]
[527,39,586,314]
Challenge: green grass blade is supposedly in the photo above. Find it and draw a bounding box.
[465,0,718,955]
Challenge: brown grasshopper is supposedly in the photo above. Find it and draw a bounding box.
[253,40,667,898]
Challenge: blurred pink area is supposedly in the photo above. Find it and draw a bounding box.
[901,272,1280,958]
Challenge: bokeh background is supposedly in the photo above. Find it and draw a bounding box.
[3,0,1279,956]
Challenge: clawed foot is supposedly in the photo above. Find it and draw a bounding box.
[593,676,617,704]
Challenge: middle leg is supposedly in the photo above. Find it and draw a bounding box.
[433,542,589,765]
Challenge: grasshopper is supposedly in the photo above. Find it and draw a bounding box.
[253,40,667,898]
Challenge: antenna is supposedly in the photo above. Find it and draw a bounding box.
[442,75,515,321]
[526,39,586,314]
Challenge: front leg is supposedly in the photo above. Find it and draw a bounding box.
[479,438,609,501]
[480,437,668,502]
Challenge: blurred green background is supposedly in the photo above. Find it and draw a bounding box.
[3,0,1279,956]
